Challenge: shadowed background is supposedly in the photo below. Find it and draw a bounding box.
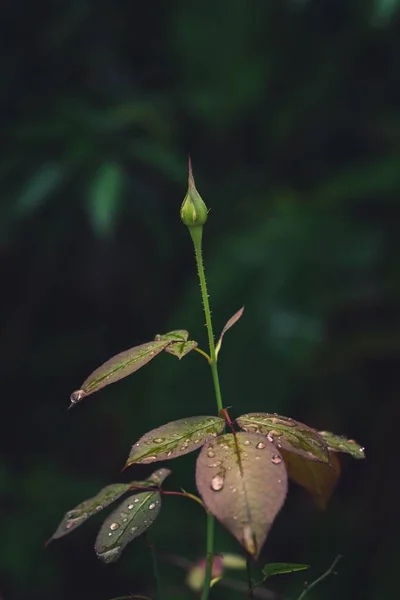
[1,0,400,599]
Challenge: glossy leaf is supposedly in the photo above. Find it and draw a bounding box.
[196,432,287,558]
[49,483,132,541]
[281,449,341,509]
[165,340,198,359]
[318,430,365,459]
[154,330,189,342]
[126,416,225,466]
[69,340,170,405]
[262,562,310,578]
[95,468,170,563]
[236,413,329,463]
[215,306,245,357]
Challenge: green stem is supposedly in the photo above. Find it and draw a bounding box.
[189,225,224,600]
[246,555,255,599]
[147,536,164,600]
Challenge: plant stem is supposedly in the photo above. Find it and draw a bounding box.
[189,225,224,600]
[297,555,342,600]
[246,555,255,599]
[147,536,164,600]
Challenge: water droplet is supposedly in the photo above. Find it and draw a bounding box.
[153,437,164,443]
[256,442,266,450]
[127,503,134,510]
[244,440,251,446]
[149,503,156,510]
[230,486,237,493]
[122,518,127,523]
[267,433,274,443]
[242,524,257,556]
[146,455,157,462]
[193,438,200,444]
[96,504,104,511]
[98,547,120,562]
[131,526,137,532]
[271,454,282,464]
[207,450,215,458]
[134,498,140,503]
[180,445,188,451]
[166,451,172,457]
[135,442,140,447]
[70,389,85,404]
[210,474,225,491]
[109,522,119,531]
[255,456,261,460]
[207,460,222,468]
[108,532,112,537]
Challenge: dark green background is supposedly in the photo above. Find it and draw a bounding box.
[1,1,400,599]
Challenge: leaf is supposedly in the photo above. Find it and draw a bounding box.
[195,432,288,558]
[49,483,132,541]
[215,306,244,357]
[87,163,124,237]
[126,416,225,466]
[95,468,170,563]
[154,330,189,342]
[165,340,198,359]
[281,449,341,509]
[318,431,365,459]
[262,562,310,578]
[236,413,329,464]
[69,340,170,405]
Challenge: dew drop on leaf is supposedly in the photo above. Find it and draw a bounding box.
[70,389,85,404]
[210,474,225,491]
[271,454,282,464]
[148,503,156,510]
[256,442,266,450]
[127,503,134,509]
[244,440,251,446]
[153,438,164,443]
[109,522,119,531]
[207,450,215,458]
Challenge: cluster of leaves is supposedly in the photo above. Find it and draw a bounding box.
[50,314,365,564]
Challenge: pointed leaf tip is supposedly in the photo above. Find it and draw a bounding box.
[319,430,365,459]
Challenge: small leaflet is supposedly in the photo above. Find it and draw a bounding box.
[95,469,170,563]
[165,340,198,359]
[215,306,244,357]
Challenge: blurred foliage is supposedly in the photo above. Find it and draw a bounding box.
[1,0,400,599]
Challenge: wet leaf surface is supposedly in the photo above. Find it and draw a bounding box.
[281,449,341,509]
[236,413,329,463]
[196,432,287,558]
[49,483,132,541]
[70,340,170,405]
[95,468,170,563]
[126,416,225,466]
[165,340,198,359]
[319,430,365,459]
[215,306,244,356]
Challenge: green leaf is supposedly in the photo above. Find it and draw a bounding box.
[262,562,310,578]
[281,450,341,509]
[195,432,288,558]
[318,431,365,459]
[49,483,132,541]
[95,468,170,563]
[236,413,329,463]
[126,416,225,466]
[165,340,198,359]
[215,306,245,357]
[87,163,124,237]
[154,330,189,342]
[69,340,170,405]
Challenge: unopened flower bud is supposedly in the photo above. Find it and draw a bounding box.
[180,158,208,228]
